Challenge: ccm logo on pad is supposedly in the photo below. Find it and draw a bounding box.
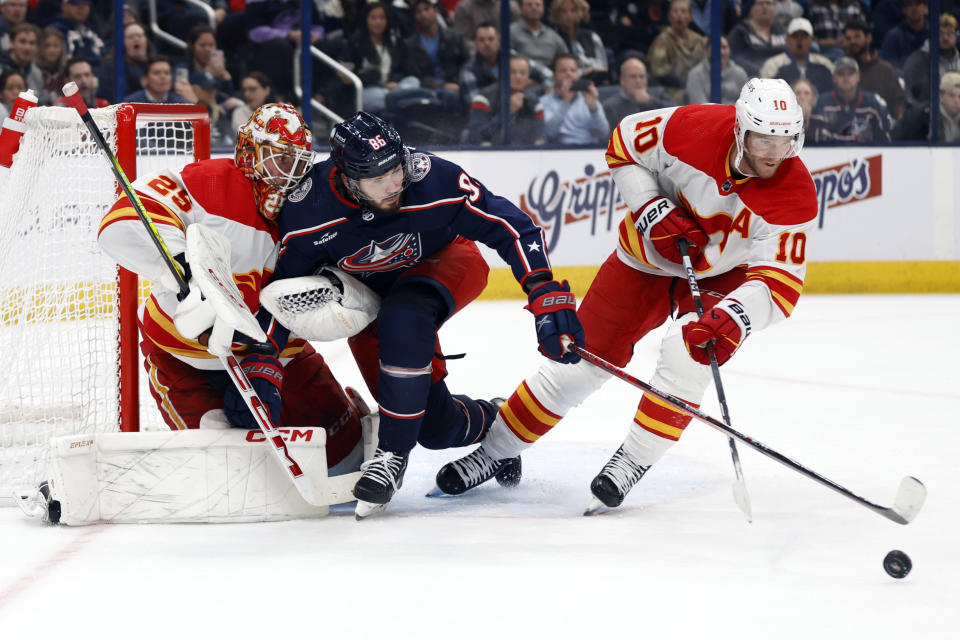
[246,429,315,443]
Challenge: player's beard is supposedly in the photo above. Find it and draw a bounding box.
[366,192,402,214]
[741,151,783,179]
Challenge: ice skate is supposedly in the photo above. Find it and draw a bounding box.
[583,446,650,515]
[353,447,409,520]
[429,447,522,497]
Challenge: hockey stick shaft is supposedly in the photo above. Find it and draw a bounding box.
[568,342,925,525]
[62,83,329,507]
[677,238,751,520]
[61,83,188,298]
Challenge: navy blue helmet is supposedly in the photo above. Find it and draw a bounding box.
[329,111,409,180]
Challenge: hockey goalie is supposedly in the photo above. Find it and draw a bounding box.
[20,104,381,525]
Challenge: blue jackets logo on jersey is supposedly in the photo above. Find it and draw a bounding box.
[339,233,423,273]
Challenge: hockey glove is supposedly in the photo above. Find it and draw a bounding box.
[223,353,284,428]
[639,197,708,264]
[525,280,584,364]
[682,299,751,366]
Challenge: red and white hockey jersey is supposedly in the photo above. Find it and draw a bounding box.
[98,158,302,369]
[605,104,818,331]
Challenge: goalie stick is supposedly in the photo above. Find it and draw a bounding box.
[61,82,356,508]
[562,339,926,525]
[677,238,752,521]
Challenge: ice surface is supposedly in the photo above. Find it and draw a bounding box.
[0,295,957,639]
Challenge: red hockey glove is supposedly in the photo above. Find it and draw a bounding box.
[682,299,752,366]
[637,197,708,263]
[224,352,284,428]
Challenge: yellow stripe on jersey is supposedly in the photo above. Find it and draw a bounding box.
[746,267,804,317]
[145,354,188,430]
[605,126,634,168]
[617,209,657,268]
[143,296,216,359]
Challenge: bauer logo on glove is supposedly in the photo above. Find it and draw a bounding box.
[682,299,751,366]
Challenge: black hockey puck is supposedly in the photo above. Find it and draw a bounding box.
[883,550,912,579]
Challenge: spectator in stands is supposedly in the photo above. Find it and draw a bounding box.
[809,56,893,141]
[1,24,43,100]
[177,24,235,96]
[462,22,503,96]
[190,70,233,147]
[345,1,419,113]
[539,52,609,144]
[54,56,108,108]
[689,0,741,37]
[0,67,24,119]
[843,19,907,120]
[686,35,749,103]
[904,13,960,108]
[895,70,960,140]
[245,0,325,101]
[809,0,867,59]
[96,21,151,102]
[762,17,834,93]
[549,0,610,85]
[230,71,274,134]
[727,0,788,77]
[939,71,960,141]
[646,0,705,103]
[453,0,517,47]
[402,0,468,108]
[604,56,674,124]
[122,56,192,104]
[47,0,106,68]
[466,54,546,144]
[772,0,805,32]
[880,0,928,72]
[791,76,818,131]
[0,0,28,53]
[593,0,669,58]
[510,0,569,71]
[36,26,66,106]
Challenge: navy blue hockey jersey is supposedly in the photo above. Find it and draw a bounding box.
[259,150,551,349]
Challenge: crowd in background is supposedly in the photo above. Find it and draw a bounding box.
[0,0,956,147]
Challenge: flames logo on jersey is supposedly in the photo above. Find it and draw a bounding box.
[338,233,422,274]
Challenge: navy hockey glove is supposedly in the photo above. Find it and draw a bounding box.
[525,280,584,364]
[682,300,751,366]
[639,197,708,264]
[224,353,284,428]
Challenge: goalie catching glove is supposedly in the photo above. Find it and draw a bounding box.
[638,196,708,264]
[260,266,379,341]
[525,280,584,364]
[682,299,751,366]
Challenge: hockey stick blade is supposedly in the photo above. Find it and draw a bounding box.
[567,343,927,525]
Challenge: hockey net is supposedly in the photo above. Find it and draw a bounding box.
[0,103,210,501]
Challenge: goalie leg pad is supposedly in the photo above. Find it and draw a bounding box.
[46,429,338,525]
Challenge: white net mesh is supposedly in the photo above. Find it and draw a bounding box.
[0,105,201,500]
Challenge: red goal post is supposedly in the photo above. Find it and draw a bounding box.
[0,102,210,499]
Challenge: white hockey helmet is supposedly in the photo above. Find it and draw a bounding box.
[734,78,804,170]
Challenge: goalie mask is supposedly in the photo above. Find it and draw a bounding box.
[733,78,804,174]
[329,111,411,205]
[236,103,314,220]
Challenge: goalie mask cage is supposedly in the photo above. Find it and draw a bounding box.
[0,103,210,501]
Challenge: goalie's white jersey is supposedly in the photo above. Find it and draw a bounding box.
[606,104,818,328]
[97,158,288,369]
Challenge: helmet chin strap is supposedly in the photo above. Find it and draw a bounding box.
[732,126,758,178]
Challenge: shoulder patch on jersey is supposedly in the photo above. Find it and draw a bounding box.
[288,176,312,203]
[409,152,431,182]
